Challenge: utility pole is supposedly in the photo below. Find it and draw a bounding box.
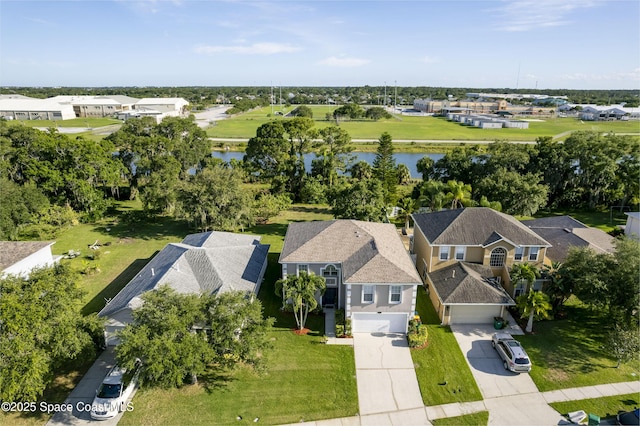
[384,82,387,108]
[394,80,397,110]
[270,82,274,115]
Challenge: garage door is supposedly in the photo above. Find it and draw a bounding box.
[351,313,408,333]
[449,305,503,325]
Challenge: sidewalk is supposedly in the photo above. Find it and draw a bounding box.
[290,381,640,425]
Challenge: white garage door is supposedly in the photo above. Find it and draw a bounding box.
[450,305,503,325]
[351,313,408,333]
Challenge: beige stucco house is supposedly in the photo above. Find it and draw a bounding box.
[411,208,551,325]
[279,220,422,333]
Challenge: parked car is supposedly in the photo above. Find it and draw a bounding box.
[616,408,639,425]
[90,359,141,420]
[491,333,532,373]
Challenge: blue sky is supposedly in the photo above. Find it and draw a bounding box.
[1,0,638,89]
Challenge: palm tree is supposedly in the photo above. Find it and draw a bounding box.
[509,263,540,294]
[516,288,552,333]
[398,196,419,230]
[275,272,326,330]
[419,180,446,212]
[445,180,472,209]
[541,261,571,313]
[396,164,412,185]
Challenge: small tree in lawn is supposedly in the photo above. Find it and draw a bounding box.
[275,272,326,331]
[607,323,640,368]
[516,289,552,333]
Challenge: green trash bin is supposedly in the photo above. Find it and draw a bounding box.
[493,317,504,330]
[587,413,600,425]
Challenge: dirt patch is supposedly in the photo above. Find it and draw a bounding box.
[118,237,135,244]
[545,368,570,382]
[292,328,311,335]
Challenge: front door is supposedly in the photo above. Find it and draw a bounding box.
[323,288,338,307]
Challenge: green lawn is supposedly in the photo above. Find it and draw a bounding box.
[15,117,122,128]
[207,106,640,141]
[550,394,639,423]
[517,298,640,392]
[432,411,489,426]
[411,286,483,406]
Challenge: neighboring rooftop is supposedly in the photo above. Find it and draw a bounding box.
[523,215,615,261]
[279,220,421,285]
[99,231,269,319]
[0,241,54,271]
[412,208,551,247]
[428,262,515,305]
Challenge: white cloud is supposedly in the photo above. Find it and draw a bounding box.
[492,0,598,32]
[318,56,370,67]
[193,42,301,55]
[421,56,440,64]
[560,69,640,82]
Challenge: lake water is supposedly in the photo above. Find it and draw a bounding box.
[211,151,443,179]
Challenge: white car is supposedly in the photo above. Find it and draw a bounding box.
[491,333,532,373]
[90,359,141,420]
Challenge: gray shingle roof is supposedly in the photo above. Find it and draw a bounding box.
[99,232,269,319]
[429,262,515,305]
[279,220,421,285]
[523,216,614,261]
[0,241,54,271]
[412,208,550,247]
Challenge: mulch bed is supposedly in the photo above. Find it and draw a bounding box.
[292,328,311,335]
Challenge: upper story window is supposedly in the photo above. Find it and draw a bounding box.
[389,286,402,304]
[297,264,308,275]
[529,247,540,261]
[514,247,524,261]
[455,246,465,261]
[439,246,450,261]
[362,285,375,303]
[323,265,338,277]
[490,247,507,267]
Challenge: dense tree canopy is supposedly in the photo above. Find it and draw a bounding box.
[0,264,103,401]
[117,286,273,387]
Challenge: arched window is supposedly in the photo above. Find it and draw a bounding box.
[323,265,338,277]
[490,247,507,267]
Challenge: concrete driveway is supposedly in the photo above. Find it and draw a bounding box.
[352,333,425,418]
[47,348,133,426]
[451,325,538,399]
[451,325,566,425]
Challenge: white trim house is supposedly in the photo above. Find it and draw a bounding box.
[279,220,422,333]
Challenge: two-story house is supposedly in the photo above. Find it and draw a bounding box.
[279,220,422,333]
[411,208,551,325]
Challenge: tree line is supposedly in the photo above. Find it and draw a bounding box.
[1,116,638,239]
[3,86,638,110]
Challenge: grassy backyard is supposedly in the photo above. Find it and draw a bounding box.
[517,298,640,392]
[411,287,484,406]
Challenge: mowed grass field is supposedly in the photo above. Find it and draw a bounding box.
[207,106,640,141]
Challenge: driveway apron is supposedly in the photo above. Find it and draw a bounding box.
[353,333,424,416]
[451,325,566,425]
[47,347,131,426]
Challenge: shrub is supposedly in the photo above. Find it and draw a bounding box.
[335,324,345,337]
[407,324,428,348]
[345,319,352,337]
